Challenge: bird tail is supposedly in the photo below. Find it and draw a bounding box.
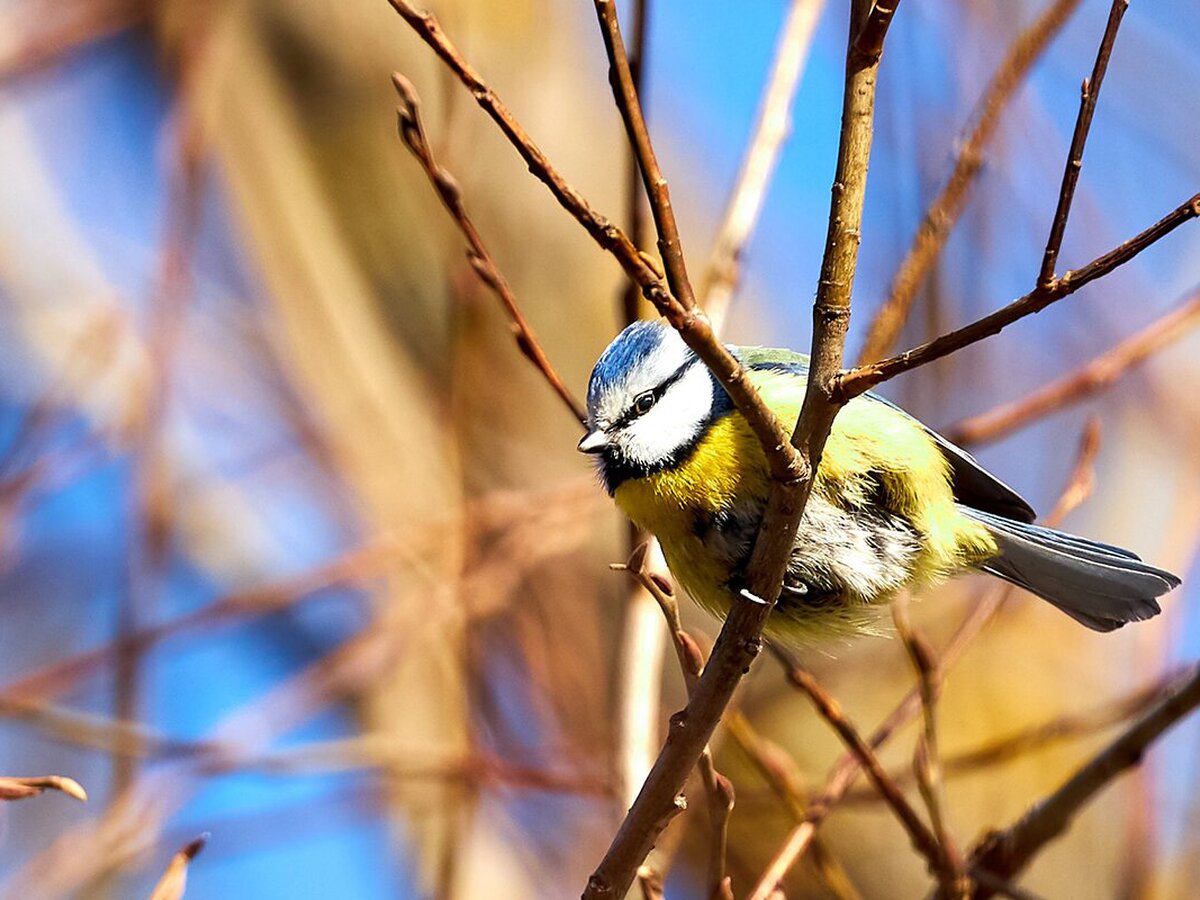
[960,506,1180,632]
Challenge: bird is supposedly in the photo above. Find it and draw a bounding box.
[578,320,1180,643]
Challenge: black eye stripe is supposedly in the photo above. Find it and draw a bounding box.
[614,358,696,427]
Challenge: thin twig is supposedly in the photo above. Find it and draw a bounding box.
[391,73,586,423]
[748,423,1100,897]
[892,594,967,895]
[837,192,1200,400]
[583,2,895,893]
[148,834,207,900]
[856,0,1082,364]
[945,288,1200,446]
[1038,0,1128,287]
[386,1,802,478]
[702,0,826,332]
[619,0,650,325]
[725,713,863,900]
[0,775,87,803]
[964,663,1200,899]
[767,644,949,879]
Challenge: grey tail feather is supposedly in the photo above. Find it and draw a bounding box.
[961,506,1180,632]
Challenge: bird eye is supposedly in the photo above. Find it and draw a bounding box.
[633,391,655,416]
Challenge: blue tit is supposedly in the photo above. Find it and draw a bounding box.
[578,320,1180,642]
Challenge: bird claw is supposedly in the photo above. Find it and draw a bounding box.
[737,587,769,606]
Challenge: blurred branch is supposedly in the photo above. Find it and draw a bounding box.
[148,834,207,900]
[701,0,826,332]
[726,713,863,900]
[0,0,146,85]
[391,73,586,423]
[945,288,1200,446]
[892,594,967,895]
[0,775,87,803]
[749,422,1100,896]
[964,663,1200,899]
[1038,0,1127,288]
[3,541,400,702]
[838,192,1200,399]
[764,644,952,889]
[857,0,1082,364]
[839,663,1188,802]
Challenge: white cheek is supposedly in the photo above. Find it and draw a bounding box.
[619,366,714,465]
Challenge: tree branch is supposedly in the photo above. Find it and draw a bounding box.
[964,663,1200,899]
[749,423,1100,896]
[391,73,586,423]
[944,287,1200,446]
[837,192,1200,400]
[1038,0,1128,287]
[583,1,892,895]
[857,0,1082,364]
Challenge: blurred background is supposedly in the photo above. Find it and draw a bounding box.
[1,0,1198,897]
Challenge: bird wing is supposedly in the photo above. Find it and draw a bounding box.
[735,345,1037,523]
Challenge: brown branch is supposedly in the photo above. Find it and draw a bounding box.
[964,663,1200,899]
[852,0,900,62]
[725,713,863,900]
[856,0,1082,365]
[892,594,968,895]
[768,645,951,880]
[701,0,826,332]
[584,0,892,893]
[149,834,207,900]
[839,663,1185,802]
[612,546,734,898]
[0,775,87,803]
[837,192,1200,400]
[386,1,801,487]
[945,288,1200,446]
[390,73,586,423]
[1038,0,1128,287]
[619,0,650,326]
[749,423,1100,897]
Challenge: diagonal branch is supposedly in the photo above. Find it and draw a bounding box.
[385,0,802,488]
[945,286,1200,446]
[857,0,1082,364]
[964,663,1200,899]
[749,423,1100,896]
[836,192,1200,400]
[1038,0,1128,287]
[390,73,586,423]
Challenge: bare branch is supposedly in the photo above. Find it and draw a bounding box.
[584,0,894,892]
[965,663,1200,899]
[702,0,826,332]
[0,775,87,803]
[945,288,1200,446]
[892,594,968,895]
[149,834,208,900]
[767,645,950,880]
[837,192,1200,400]
[749,424,1099,896]
[390,73,586,423]
[857,0,1082,364]
[385,1,804,488]
[1038,0,1128,287]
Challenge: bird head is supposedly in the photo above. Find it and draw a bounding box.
[579,321,728,493]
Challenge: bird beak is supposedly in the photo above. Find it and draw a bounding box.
[577,429,609,454]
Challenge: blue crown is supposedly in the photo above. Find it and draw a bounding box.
[586,320,671,412]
